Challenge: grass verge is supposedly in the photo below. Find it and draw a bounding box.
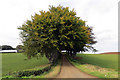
[76,54,118,71]
[67,54,118,78]
[33,60,61,78]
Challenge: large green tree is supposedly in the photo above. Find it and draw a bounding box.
[18,5,96,63]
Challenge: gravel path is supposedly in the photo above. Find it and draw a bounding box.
[56,55,97,78]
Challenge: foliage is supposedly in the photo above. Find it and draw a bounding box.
[3,66,50,78]
[18,5,96,63]
[16,45,24,53]
[1,45,14,50]
[0,45,2,50]
[16,66,51,77]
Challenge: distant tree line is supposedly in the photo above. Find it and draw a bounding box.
[0,45,14,50]
[0,45,24,53]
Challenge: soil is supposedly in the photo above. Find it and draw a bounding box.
[56,55,97,78]
[100,52,120,54]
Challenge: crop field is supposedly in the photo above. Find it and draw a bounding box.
[69,54,118,78]
[2,53,49,76]
[76,54,118,71]
[1,53,119,78]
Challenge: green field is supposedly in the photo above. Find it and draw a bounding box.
[76,54,118,71]
[68,54,118,78]
[2,53,49,76]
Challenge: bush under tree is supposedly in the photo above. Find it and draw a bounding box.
[16,45,24,53]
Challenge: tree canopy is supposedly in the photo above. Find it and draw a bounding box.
[18,5,97,63]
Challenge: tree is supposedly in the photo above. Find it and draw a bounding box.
[93,49,98,54]
[0,45,2,50]
[18,5,96,63]
[1,45,14,50]
[16,45,24,53]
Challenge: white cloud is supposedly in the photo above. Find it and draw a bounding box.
[0,0,118,53]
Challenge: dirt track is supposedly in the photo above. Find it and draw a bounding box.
[56,55,97,78]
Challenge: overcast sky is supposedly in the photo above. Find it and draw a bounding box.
[0,0,119,53]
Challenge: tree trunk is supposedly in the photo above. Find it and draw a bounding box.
[45,49,59,64]
[72,51,76,58]
[70,50,72,57]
